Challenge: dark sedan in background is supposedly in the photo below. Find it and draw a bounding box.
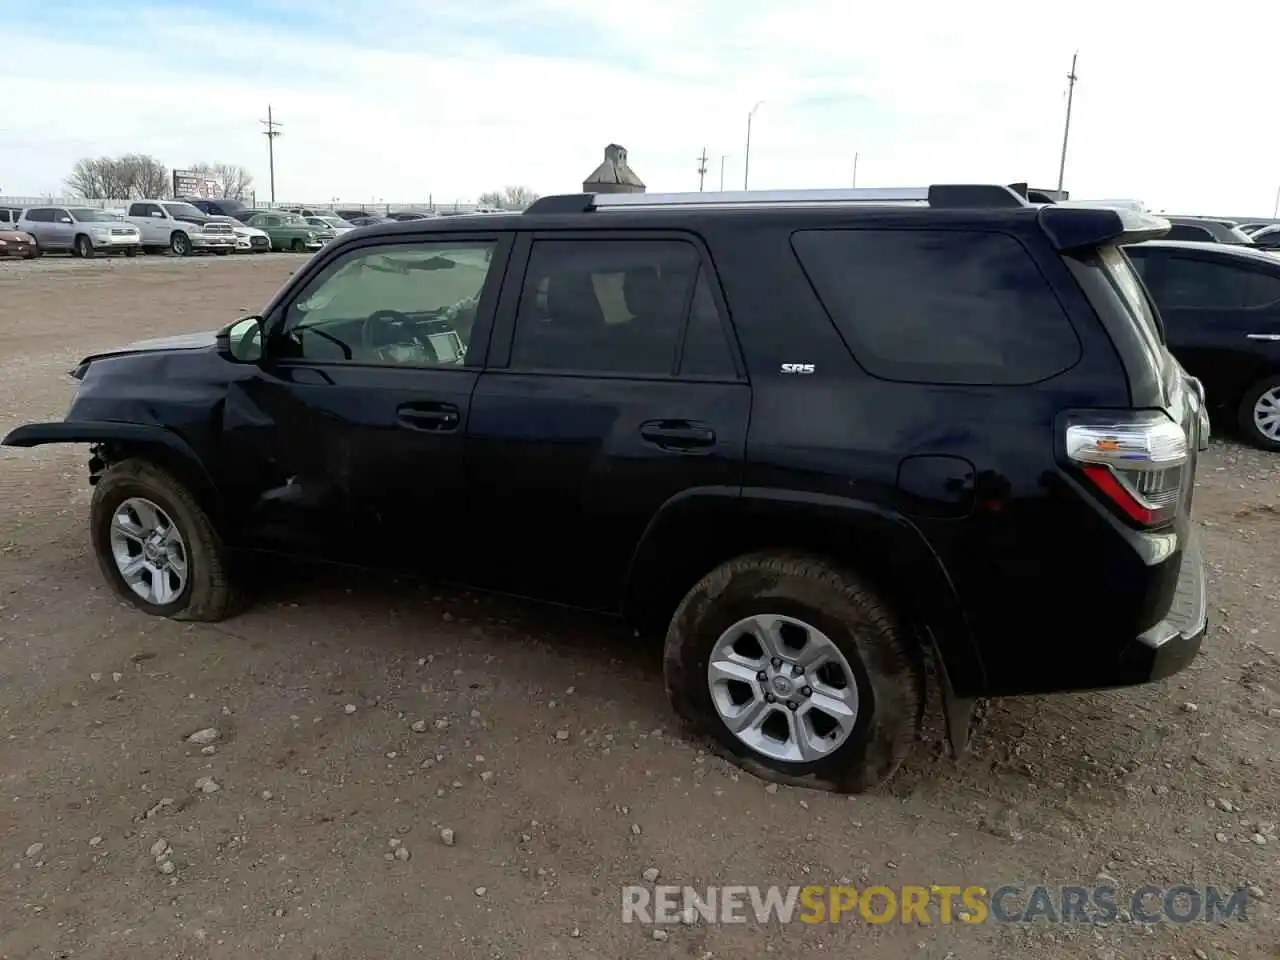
[1126,239,1280,449]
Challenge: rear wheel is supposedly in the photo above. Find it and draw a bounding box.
[663,551,921,793]
[75,234,95,258]
[1238,375,1280,451]
[90,459,237,622]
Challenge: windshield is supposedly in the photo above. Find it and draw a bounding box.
[317,217,346,227]
[163,203,205,219]
[69,208,121,222]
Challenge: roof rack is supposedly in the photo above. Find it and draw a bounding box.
[524,184,1030,216]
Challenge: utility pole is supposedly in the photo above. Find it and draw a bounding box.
[260,105,283,204]
[720,155,727,191]
[744,100,764,190]
[1273,184,1279,218]
[852,152,859,187]
[1056,52,1078,196]
[697,147,708,191]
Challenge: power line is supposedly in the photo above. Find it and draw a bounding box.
[696,147,708,191]
[260,105,283,204]
[1056,52,1078,196]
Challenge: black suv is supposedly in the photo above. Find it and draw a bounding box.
[1125,239,1280,450]
[1,185,1210,792]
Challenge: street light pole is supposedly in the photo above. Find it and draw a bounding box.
[744,100,764,190]
[720,155,727,191]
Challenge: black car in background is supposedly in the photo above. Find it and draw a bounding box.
[1126,239,1280,449]
[345,215,393,226]
[1160,216,1256,245]
[187,198,250,218]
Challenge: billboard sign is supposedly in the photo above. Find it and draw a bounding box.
[172,169,222,199]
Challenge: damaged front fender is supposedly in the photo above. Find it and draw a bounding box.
[2,420,218,496]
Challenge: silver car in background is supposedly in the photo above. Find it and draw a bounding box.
[17,206,142,258]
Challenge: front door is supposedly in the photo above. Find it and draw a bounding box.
[219,232,511,572]
[466,232,751,610]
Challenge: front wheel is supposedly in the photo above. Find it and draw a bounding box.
[663,551,921,793]
[291,238,306,252]
[90,459,237,621]
[1238,375,1280,451]
[75,234,95,258]
[170,231,192,256]
[125,247,138,258]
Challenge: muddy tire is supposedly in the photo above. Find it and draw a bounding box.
[663,550,921,793]
[90,459,237,622]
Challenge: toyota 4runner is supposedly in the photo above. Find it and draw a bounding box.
[1,184,1211,792]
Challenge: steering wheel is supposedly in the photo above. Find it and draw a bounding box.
[362,309,440,364]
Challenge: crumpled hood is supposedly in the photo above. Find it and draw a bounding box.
[72,331,218,376]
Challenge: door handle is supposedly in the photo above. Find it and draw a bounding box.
[640,420,716,450]
[397,403,460,432]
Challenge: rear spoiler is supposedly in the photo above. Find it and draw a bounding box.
[1037,206,1171,252]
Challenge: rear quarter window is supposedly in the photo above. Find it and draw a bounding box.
[791,229,1081,386]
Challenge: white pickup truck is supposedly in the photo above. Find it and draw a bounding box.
[123,200,237,256]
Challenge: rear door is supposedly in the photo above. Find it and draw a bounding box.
[219,232,511,571]
[1127,247,1280,403]
[465,231,750,610]
[20,208,54,246]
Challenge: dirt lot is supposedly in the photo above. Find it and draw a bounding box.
[0,255,1277,960]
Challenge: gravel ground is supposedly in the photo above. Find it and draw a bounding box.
[0,255,1276,960]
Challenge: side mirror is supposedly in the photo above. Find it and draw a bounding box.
[216,315,264,363]
[59,217,74,224]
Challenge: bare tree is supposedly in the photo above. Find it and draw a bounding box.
[500,185,539,209]
[64,154,170,199]
[477,186,540,210]
[190,161,255,199]
[118,154,170,198]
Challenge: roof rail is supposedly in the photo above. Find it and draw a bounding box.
[523,184,1028,216]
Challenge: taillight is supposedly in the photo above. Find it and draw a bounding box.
[1065,413,1188,527]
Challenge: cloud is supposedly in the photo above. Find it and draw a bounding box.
[1,0,1278,214]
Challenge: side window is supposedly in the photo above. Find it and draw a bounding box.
[276,241,498,367]
[52,209,71,223]
[1147,255,1280,309]
[679,268,738,378]
[791,229,1081,386]
[510,239,699,375]
[24,209,49,223]
[127,203,145,217]
[264,216,281,227]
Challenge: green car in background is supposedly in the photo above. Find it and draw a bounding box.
[240,211,336,252]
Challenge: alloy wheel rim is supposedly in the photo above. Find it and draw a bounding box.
[1254,387,1280,441]
[108,497,189,605]
[706,614,860,763]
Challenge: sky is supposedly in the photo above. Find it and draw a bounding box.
[2,1,1277,215]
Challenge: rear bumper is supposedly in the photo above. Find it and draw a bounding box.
[1115,524,1208,683]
